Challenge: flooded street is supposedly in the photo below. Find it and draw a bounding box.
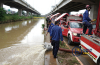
[0,19,45,65]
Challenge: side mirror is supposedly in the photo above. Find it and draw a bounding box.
[64,25,68,28]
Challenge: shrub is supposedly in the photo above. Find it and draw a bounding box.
[42,24,45,28]
[0,8,6,21]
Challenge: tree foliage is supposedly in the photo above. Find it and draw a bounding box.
[0,8,6,21]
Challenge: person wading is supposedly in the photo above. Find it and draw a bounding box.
[50,21,63,58]
[83,5,95,35]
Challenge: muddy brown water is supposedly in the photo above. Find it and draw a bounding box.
[0,19,46,65]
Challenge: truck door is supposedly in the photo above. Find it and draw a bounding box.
[62,22,69,36]
[60,22,65,35]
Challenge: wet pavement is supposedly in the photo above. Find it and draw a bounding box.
[45,51,59,65]
[44,20,59,65]
[0,19,45,65]
[63,37,97,65]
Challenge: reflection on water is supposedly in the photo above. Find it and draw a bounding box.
[29,21,31,24]
[5,27,12,32]
[13,25,19,29]
[5,25,20,32]
[20,19,44,45]
[0,19,45,65]
[0,19,44,48]
[22,21,27,26]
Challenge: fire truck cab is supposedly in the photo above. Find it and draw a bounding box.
[55,13,83,45]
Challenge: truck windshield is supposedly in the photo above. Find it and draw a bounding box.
[70,22,83,28]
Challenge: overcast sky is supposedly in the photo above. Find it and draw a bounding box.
[3,0,85,15]
[25,0,62,15]
[3,0,61,15]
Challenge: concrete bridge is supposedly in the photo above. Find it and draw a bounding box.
[0,0,40,16]
[49,0,99,19]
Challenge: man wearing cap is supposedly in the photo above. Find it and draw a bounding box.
[83,5,95,35]
[50,21,63,58]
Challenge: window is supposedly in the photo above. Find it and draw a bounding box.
[70,22,83,28]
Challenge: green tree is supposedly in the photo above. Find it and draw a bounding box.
[0,8,6,21]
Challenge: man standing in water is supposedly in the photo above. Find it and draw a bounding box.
[50,21,63,58]
[83,5,95,35]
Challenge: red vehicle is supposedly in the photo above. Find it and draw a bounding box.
[50,13,61,23]
[55,13,83,44]
[80,0,100,64]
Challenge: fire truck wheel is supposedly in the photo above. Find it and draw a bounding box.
[68,35,72,45]
[97,58,100,65]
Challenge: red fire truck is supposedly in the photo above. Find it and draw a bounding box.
[80,0,100,64]
[55,13,83,45]
[50,13,61,23]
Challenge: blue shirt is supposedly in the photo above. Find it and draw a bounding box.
[83,10,91,22]
[50,25,63,41]
[48,23,54,33]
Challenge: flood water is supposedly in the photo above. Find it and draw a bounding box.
[0,19,46,65]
